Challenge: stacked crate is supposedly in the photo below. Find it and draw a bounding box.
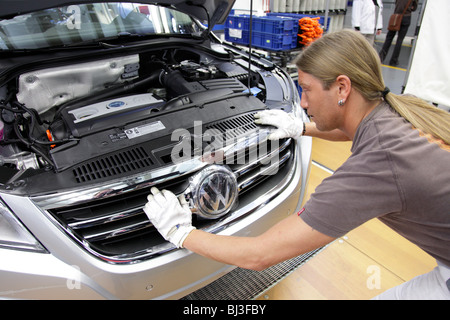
[225,14,251,46]
[267,12,330,31]
[225,15,298,51]
[267,12,327,48]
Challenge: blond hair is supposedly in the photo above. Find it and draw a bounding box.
[294,29,450,145]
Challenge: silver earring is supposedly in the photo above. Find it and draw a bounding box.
[338,99,345,106]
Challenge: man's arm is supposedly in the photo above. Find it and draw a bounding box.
[183,213,335,271]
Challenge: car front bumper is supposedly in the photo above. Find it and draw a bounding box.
[0,136,311,300]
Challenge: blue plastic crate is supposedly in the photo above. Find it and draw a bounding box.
[226,14,251,30]
[225,28,298,51]
[227,14,298,33]
[291,33,298,49]
[253,16,297,33]
[252,31,294,51]
[225,14,300,51]
[224,28,251,46]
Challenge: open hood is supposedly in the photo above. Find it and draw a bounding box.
[0,0,235,28]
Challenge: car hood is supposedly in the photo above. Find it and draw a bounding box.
[0,0,235,27]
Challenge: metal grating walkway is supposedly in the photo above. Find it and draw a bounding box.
[181,247,324,300]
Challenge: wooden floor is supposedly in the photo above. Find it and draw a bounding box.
[256,137,437,300]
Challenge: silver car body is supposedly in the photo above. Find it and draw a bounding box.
[0,1,311,299]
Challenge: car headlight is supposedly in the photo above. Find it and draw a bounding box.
[0,198,46,253]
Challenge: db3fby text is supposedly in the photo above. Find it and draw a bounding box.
[183,304,266,317]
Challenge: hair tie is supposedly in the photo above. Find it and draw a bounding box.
[382,87,390,99]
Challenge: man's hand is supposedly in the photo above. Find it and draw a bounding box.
[254,110,304,140]
[143,187,195,248]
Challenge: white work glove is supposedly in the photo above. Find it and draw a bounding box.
[254,109,304,140]
[143,187,195,248]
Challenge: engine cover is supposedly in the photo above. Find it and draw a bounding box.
[50,93,265,171]
[17,55,140,114]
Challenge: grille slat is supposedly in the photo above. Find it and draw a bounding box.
[83,220,152,242]
[238,150,291,192]
[68,207,143,230]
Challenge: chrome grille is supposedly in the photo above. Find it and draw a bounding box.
[39,130,295,263]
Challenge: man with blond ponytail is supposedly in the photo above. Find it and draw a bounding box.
[143,30,450,300]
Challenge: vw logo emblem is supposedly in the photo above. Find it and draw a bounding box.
[189,165,238,219]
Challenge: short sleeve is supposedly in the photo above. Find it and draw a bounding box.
[300,152,403,238]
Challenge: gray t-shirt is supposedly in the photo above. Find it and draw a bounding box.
[301,102,450,266]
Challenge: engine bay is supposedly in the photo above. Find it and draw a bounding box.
[0,45,291,193]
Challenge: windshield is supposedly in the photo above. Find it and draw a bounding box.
[0,2,202,50]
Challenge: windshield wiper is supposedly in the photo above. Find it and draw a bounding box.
[59,32,143,49]
[59,32,200,48]
[0,40,118,53]
[1,31,202,53]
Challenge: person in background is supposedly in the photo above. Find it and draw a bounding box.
[379,0,418,66]
[144,30,450,300]
[352,0,383,45]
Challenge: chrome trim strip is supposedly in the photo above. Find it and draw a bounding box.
[237,150,291,192]
[68,207,143,230]
[233,138,291,178]
[32,158,207,210]
[83,220,151,242]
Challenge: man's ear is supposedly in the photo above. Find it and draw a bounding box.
[336,75,352,100]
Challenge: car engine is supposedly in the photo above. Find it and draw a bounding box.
[0,45,291,190]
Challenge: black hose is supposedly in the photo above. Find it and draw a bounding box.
[13,122,54,169]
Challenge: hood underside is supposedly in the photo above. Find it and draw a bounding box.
[0,0,235,27]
